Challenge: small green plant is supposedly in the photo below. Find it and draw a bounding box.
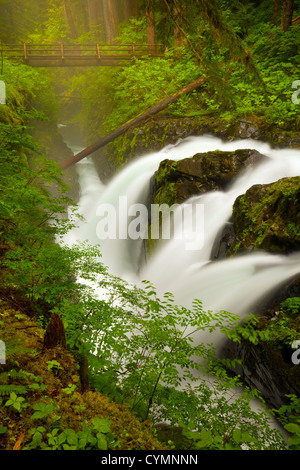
[272,395,300,450]
[46,360,63,374]
[280,298,300,316]
[285,422,300,449]
[27,426,46,449]
[62,384,77,395]
[30,401,59,421]
[5,392,28,413]
[25,418,113,450]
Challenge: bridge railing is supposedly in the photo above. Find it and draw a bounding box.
[0,43,165,62]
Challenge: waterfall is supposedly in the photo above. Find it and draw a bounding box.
[64,134,300,323]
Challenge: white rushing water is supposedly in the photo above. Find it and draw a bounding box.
[64,134,300,323]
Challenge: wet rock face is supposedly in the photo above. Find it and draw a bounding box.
[151,148,267,206]
[232,176,300,255]
[211,222,236,260]
[223,338,300,410]
[235,118,262,140]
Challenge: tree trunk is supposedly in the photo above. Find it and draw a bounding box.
[78,352,90,392]
[146,0,155,54]
[59,76,205,170]
[102,0,119,43]
[124,0,139,20]
[271,0,282,25]
[43,313,67,350]
[174,4,185,47]
[281,0,294,31]
[87,0,102,27]
[63,0,78,39]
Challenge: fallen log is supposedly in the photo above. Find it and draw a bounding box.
[292,15,300,25]
[59,76,205,170]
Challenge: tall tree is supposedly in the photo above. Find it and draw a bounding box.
[124,0,139,21]
[63,0,78,39]
[102,0,119,43]
[174,3,185,47]
[146,0,155,53]
[87,0,102,28]
[281,0,294,31]
[271,0,282,24]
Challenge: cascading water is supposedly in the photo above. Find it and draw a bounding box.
[64,134,300,327]
[61,130,299,433]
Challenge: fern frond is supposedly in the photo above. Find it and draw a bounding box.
[0,384,27,395]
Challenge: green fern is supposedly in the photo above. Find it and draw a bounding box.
[0,369,45,396]
[0,384,28,395]
[6,369,43,383]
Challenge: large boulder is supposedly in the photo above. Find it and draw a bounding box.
[151,148,267,206]
[232,176,300,254]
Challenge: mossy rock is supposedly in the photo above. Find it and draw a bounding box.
[232,176,300,254]
[152,148,267,207]
[146,148,267,254]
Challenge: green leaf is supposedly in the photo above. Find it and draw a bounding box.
[64,429,78,446]
[287,435,300,446]
[0,425,7,434]
[92,417,111,434]
[97,433,108,450]
[285,423,300,435]
[195,429,215,449]
[58,432,67,446]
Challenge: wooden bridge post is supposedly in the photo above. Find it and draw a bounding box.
[96,43,100,59]
[61,43,65,61]
[23,43,27,61]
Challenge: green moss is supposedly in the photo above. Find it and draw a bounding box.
[232,177,300,253]
[154,182,178,207]
[0,300,167,451]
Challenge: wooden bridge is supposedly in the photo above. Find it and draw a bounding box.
[0,43,165,67]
